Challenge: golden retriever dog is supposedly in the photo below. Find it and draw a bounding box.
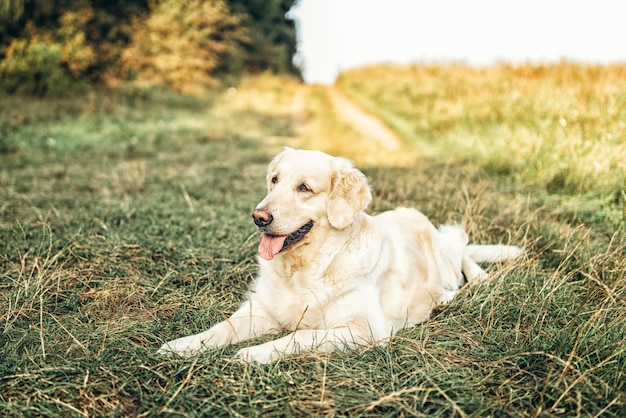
[159,148,523,363]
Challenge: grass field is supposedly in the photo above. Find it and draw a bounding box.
[1,66,625,416]
[337,63,626,200]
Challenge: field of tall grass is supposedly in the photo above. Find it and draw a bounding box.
[1,67,625,416]
[337,63,626,202]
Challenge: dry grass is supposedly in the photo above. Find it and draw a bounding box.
[292,84,422,167]
[337,62,626,200]
[1,69,625,416]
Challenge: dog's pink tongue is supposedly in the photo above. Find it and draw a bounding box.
[258,234,287,260]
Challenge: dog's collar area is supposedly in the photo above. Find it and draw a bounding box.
[280,221,314,252]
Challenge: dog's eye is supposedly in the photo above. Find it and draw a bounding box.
[298,183,312,193]
[271,175,278,184]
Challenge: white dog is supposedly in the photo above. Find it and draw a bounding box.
[159,148,523,363]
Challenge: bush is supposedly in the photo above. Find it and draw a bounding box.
[118,0,247,94]
[57,10,97,78]
[0,9,96,96]
[0,0,301,95]
[0,34,68,95]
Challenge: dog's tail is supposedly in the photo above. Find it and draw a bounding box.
[465,244,524,263]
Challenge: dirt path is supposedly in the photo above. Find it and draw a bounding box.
[289,84,417,166]
[290,87,306,139]
[326,88,402,150]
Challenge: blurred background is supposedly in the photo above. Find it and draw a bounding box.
[0,0,300,96]
[293,0,626,84]
[2,0,625,95]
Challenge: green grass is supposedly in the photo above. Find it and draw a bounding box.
[1,70,625,417]
[336,63,626,201]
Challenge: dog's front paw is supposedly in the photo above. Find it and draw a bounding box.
[158,335,207,357]
[236,345,279,364]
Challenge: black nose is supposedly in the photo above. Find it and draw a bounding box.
[252,209,273,227]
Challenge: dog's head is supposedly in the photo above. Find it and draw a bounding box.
[253,148,372,260]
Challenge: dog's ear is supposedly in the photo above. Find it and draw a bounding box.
[327,158,372,229]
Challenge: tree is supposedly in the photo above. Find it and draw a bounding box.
[119,0,247,93]
[228,0,300,76]
[0,0,301,95]
[0,0,149,94]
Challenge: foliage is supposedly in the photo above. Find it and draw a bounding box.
[0,10,96,95]
[229,0,300,75]
[1,72,624,416]
[0,0,301,95]
[118,0,246,93]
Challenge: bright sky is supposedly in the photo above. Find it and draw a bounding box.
[290,0,626,84]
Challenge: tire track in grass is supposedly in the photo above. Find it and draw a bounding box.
[288,83,419,166]
[327,87,402,151]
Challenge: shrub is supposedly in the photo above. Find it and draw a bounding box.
[1,36,72,95]
[119,0,247,94]
[0,9,96,96]
[57,9,97,78]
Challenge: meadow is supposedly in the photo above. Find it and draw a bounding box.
[337,63,626,199]
[1,65,625,417]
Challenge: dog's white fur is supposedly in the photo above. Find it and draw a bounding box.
[159,149,523,363]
